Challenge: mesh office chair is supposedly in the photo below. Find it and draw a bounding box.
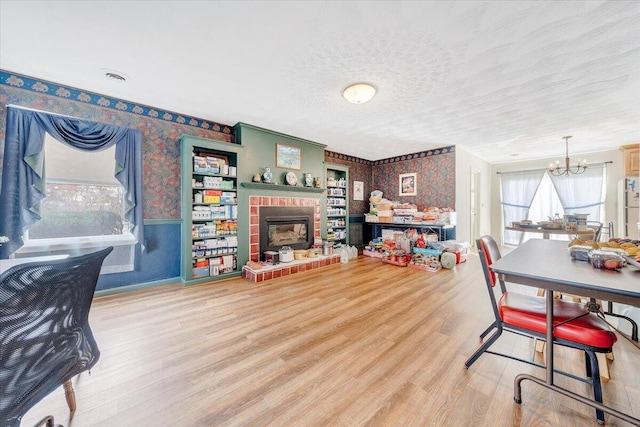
[0,247,113,427]
[465,236,616,424]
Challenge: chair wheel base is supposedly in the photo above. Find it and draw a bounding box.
[34,415,61,427]
[514,397,522,404]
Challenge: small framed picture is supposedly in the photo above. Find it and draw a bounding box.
[399,173,417,196]
[276,143,301,170]
[353,181,364,201]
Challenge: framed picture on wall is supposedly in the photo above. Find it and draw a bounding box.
[353,181,364,201]
[276,143,301,170]
[399,173,417,196]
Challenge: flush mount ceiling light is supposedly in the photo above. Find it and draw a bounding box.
[342,82,376,104]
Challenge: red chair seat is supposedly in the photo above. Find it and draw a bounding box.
[500,292,617,349]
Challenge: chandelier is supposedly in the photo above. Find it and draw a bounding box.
[548,136,587,176]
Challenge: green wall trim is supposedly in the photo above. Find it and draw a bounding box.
[182,270,242,286]
[144,219,182,225]
[179,134,244,149]
[94,277,181,297]
[234,122,327,149]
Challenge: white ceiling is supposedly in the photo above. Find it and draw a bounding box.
[1,1,639,163]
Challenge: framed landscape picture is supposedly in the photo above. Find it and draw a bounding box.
[276,143,301,170]
[399,173,417,196]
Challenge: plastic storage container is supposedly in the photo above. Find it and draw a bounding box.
[339,247,349,263]
[569,245,593,262]
[588,250,625,271]
[441,252,457,269]
[279,246,294,262]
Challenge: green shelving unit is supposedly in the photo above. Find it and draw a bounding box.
[180,135,243,285]
[324,163,349,244]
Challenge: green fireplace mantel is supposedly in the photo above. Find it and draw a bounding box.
[240,182,326,193]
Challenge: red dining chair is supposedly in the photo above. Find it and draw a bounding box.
[465,235,617,424]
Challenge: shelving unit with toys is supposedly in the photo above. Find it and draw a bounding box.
[365,196,456,241]
[323,163,349,244]
[363,228,465,272]
[180,135,242,285]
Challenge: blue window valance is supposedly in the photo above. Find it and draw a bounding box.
[0,105,144,258]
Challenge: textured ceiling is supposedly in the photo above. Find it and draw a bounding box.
[1,1,638,163]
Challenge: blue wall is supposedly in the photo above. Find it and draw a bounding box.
[1,71,233,293]
[96,222,181,291]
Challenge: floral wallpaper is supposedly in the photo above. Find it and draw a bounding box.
[325,147,456,213]
[1,71,457,221]
[372,147,455,209]
[0,71,234,219]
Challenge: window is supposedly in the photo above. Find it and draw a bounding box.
[501,167,606,246]
[18,134,136,273]
[26,134,128,240]
[524,174,566,242]
[0,106,143,268]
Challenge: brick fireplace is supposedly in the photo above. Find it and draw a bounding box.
[243,194,341,283]
[259,205,315,256]
[249,195,322,262]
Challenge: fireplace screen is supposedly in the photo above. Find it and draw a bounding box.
[268,222,307,246]
[259,206,315,256]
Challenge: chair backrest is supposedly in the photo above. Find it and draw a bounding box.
[0,247,113,427]
[476,236,505,324]
[607,221,614,239]
[587,221,603,242]
[477,235,501,287]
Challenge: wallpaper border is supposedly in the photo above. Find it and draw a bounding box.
[0,69,235,137]
[1,70,455,164]
[325,150,373,165]
[371,146,455,165]
[326,146,454,165]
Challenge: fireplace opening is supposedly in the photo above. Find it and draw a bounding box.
[268,222,307,246]
[259,206,314,258]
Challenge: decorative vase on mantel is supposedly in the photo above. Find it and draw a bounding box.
[263,167,273,184]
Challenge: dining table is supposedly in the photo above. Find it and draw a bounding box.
[505,225,595,240]
[490,239,640,425]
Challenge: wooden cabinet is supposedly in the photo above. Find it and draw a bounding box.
[324,163,349,244]
[620,144,639,176]
[180,135,242,285]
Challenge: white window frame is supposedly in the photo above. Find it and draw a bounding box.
[14,133,136,273]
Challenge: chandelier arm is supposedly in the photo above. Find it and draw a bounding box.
[547,135,586,176]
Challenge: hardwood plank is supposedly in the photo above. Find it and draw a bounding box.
[18,254,640,426]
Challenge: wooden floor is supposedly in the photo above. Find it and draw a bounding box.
[22,253,640,426]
